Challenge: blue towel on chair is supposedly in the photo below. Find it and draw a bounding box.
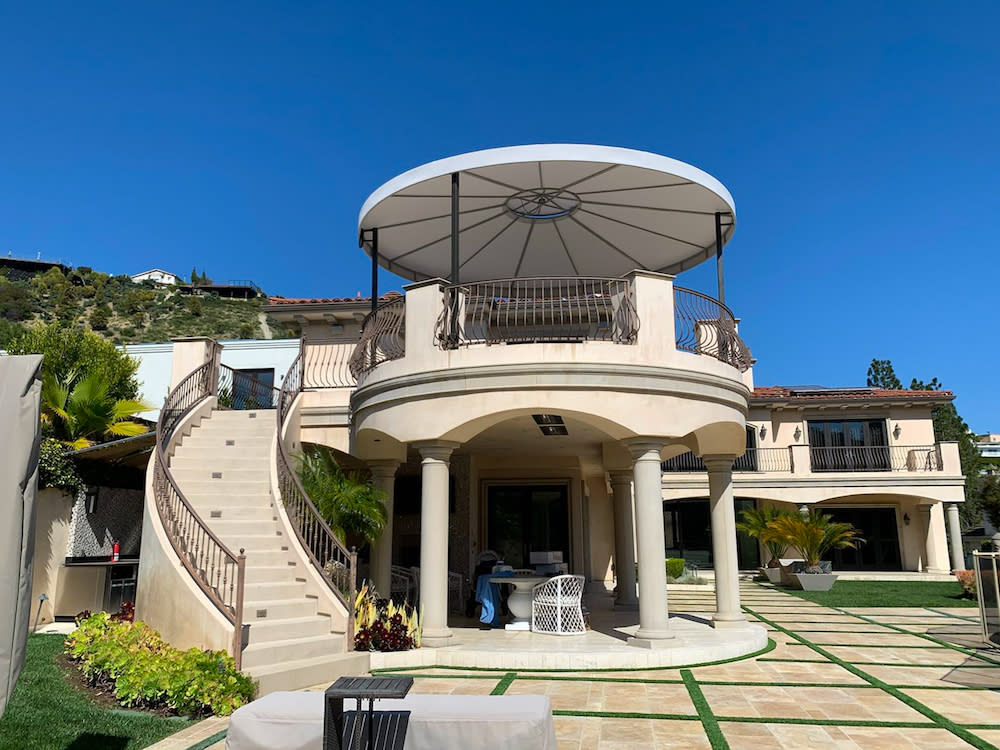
[475,573,507,627]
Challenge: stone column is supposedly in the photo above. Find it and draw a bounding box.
[945,503,965,572]
[920,503,950,574]
[609,471,638,609]
[624,439,675,648]
[705,456,747,628]
[368,460,399,596]
[414,441,459,647]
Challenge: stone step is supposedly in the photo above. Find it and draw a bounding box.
[244,564,299,584]
[249,650,366,696]
[216,534,286,554]
[244,597,318,621]
[170,456,271,471]
[185,494,274,508]
[178,435,273,448]
[203,518,278,537]
[175,480,271,495]
[246,614,334,643]
[241,634,342,669]
[242,549,297,567]
[204,410,276,423]
[244,580,308,602]
[188,505,276,522]
[169,468,273,484]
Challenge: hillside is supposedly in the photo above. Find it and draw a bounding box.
[0,265,298,347]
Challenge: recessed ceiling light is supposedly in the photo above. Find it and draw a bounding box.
[539,425,569,437]
[532,414,564,425]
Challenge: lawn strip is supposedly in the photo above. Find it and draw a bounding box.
[831,606,1000,666]
[185,730,229,750]
[491,673,517,695]
[744,605,996,750]
[681,669,729,750]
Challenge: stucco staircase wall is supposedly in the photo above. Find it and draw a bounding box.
[169,408,366,694]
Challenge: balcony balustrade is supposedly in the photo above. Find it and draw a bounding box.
[347,274,752,380]
[660,444,946,475]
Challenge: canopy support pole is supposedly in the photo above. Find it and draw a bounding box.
[715,211,725,306]
[360,228,380,316]
[450,172,460,283]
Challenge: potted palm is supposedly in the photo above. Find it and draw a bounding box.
[761,510,864,591]
[736,506,793,584]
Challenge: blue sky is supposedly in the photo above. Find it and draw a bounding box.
[1,2,997,430]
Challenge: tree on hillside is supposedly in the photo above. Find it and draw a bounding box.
[867,358,983,526]
[867,359,902,389]
[5,322,141,402]
[981,474,1000,532]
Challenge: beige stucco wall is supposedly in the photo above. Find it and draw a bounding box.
[29,488,75,625]
[585,475,615,587]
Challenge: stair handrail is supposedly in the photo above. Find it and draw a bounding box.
[153,354,247,669]
[275,349,358,638]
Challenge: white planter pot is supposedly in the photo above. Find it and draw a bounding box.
[793,572,838,592]
[761,567,783,584]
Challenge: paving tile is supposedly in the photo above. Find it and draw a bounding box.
[410,676,498,694]
[817,645,987,666]
[902,687,1000,724]
[862,663,1000,689]
[702,684,926,722]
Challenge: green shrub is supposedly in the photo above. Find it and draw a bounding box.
[38,437,83,492]
[65,612,256,716]
[666,557,685,580]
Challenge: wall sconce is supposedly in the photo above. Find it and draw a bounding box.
[893,423,902,439]
[793,426,802,442]
[758,424,767,440]
[903,513,911,526]
[85,486,99,514]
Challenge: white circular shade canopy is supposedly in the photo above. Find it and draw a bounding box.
[358,144,736,282]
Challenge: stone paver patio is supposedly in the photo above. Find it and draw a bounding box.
[150,582,1000,750]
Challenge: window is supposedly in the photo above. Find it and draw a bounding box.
[808,419,889,471]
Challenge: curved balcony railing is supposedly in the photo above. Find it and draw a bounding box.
[348,297,406,379]
[674,286,752,372]
[435,277,639,349]
[276,352,357,634]
[153,350,246,668]
[303,341,356,388]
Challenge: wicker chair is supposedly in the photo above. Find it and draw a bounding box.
[530,574,586,635]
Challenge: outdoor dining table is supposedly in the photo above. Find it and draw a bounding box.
[488,575,550,630]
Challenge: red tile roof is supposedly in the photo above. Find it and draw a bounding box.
[266,291,402,306]
[752,386,953,402]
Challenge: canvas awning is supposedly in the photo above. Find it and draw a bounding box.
[358,144,736,282]
[0,355,42,718]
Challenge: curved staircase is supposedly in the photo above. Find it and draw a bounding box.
[168,407,364,693]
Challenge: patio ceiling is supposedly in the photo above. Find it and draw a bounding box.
[358,144,736,282]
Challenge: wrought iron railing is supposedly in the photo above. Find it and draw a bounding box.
[673,287,752,372]
[152,352,246,668]
[661,447,792,473]
[348,298,406,379]
[275,352,357,635]
[810,444,943,473]
[217,364,280,410]
[436,277,639,348]
[303,341,357,388]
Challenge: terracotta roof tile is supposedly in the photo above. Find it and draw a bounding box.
[752,385,953,402]
[266,291,402,305]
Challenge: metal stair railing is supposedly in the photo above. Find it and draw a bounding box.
[276,350,358,638]
[152,349,247,668]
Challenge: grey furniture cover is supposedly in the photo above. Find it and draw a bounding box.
[0,355,42,718]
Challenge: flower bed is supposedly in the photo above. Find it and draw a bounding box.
[354,584,421,651]
[65,612,256,716]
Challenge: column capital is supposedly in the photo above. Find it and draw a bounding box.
[367,459,400,479]
[622,437,665,461]
[412,440,461,462]
[702,454,739,472]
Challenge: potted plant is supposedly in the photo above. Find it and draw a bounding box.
[761,510,864,591]
[737,506,794,583]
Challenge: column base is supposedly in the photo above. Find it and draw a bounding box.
[627,631,679,650]
[421,628,455,648]
[711,615,749,629]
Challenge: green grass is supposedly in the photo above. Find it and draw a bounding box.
[778,580,976,608]
[0,634,190,750]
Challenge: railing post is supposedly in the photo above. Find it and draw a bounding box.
[232,549,246,670]
[790,444,810,475]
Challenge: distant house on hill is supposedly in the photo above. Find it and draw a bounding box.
[131,268,183,286]
[0,254,70,281]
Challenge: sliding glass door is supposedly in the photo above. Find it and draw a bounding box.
[808,419,890,472]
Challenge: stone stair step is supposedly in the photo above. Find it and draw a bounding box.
[187,505,275,522]
[248,651,367,696]
[244,580,308,601]
[244,597,318,621]
[241,634,342,669]
[243,564,300,584]
[174,480,271,495]
[169,468,273,483]
[246,614,334,643]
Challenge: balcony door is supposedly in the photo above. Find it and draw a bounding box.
[486,484,569,570]
[809,419,889,472]
[823,507,902,571]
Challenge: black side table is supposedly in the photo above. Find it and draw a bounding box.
[324,675,414,750]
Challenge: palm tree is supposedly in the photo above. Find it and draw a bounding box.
[736,506,794,568]
[41,371,151,449]
[296,444,387,544]
[760,510,864,574]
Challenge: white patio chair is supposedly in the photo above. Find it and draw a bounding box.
[404,566,465,612]
[530,574,586,635]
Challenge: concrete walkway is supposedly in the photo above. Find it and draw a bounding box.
[148,582,1000,750]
